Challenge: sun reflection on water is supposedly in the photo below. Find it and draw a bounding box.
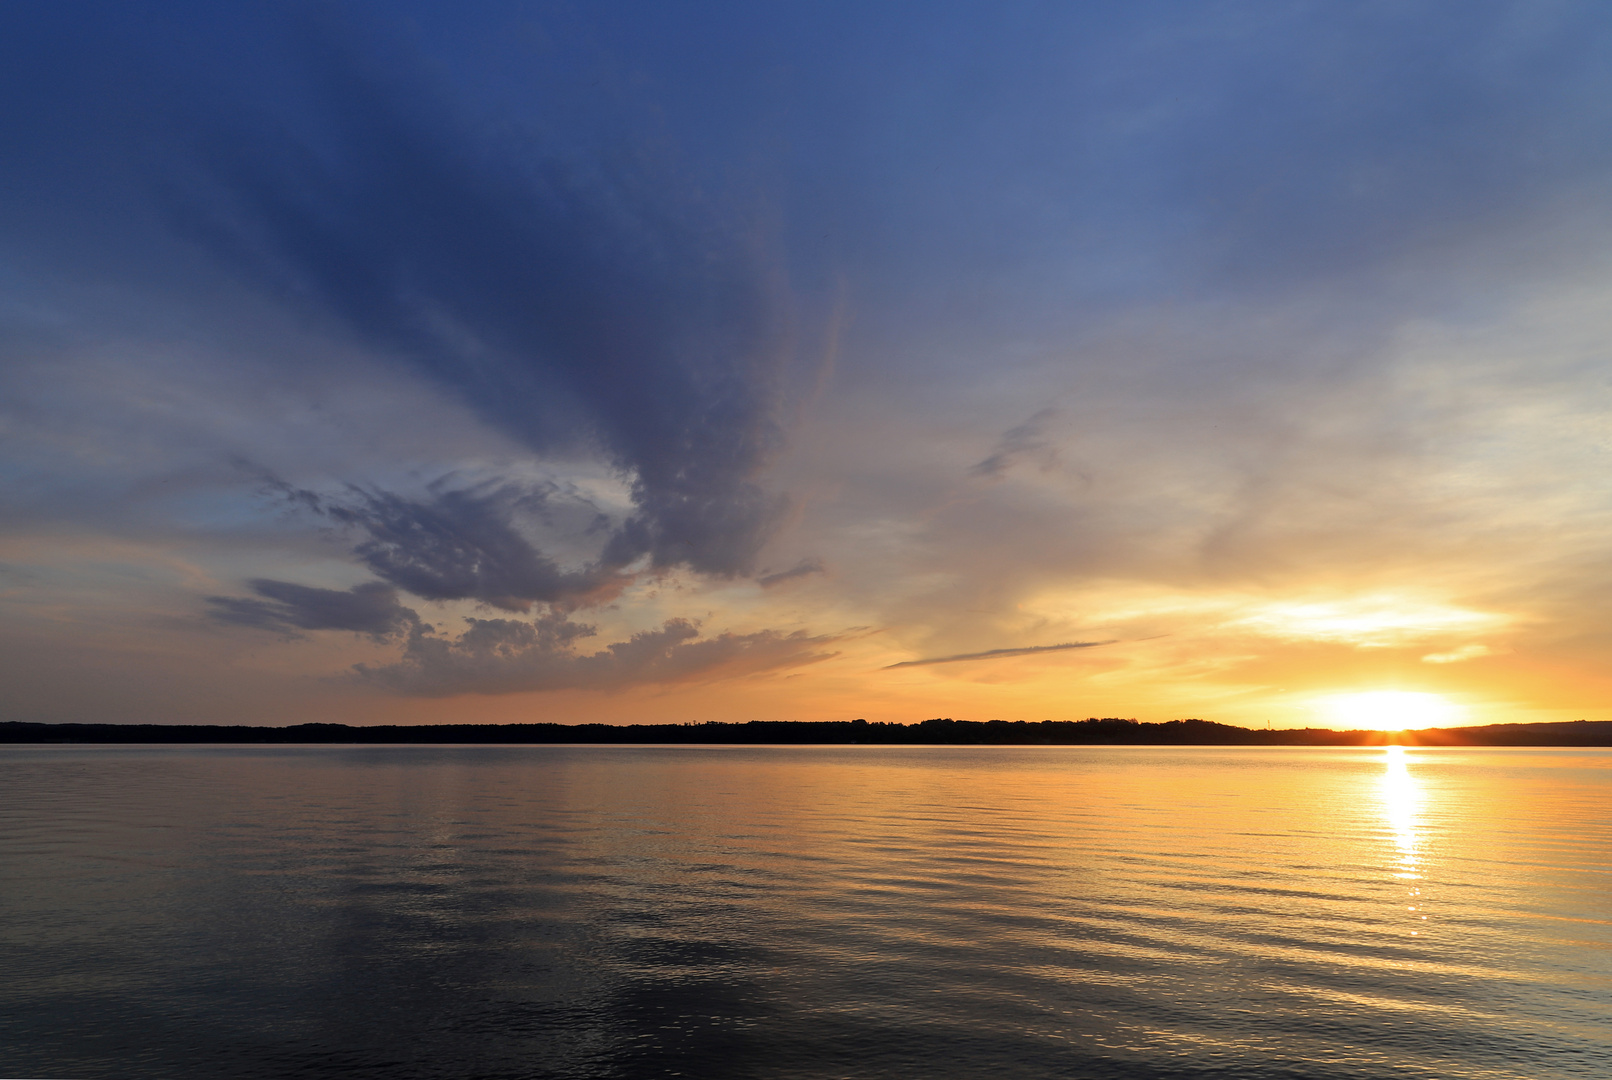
[1381,746,1420,879]
[1380,746,1429,936]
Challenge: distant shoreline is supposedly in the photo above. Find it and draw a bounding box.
[4,718,1610,746]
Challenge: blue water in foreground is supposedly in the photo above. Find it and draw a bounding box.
[2,744,1609,1079]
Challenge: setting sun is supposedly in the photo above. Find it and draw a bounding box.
[1318,691,1466,731]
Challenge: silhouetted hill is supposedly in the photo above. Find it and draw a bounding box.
[3,718,1610,746]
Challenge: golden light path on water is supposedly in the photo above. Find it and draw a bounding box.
[1381,746,1426,936]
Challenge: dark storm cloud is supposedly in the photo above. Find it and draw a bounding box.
[208,579,415,640]
[884,641,1113,670]
[358,613,838,697]
[168,13,792,579]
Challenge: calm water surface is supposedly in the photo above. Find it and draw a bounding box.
[1,744,1609,1079]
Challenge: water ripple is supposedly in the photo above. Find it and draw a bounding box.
[1,744,1609,1079]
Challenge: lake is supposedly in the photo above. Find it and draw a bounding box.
[2,744,1608,1079]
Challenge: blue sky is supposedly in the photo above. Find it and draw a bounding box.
[6,1,1612,726]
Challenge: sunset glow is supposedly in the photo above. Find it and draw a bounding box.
[8,10,1612,1079]
[3,3,1612,734]
[1320,692,1466,732]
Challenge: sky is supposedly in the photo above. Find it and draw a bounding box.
[5,0,1612,729]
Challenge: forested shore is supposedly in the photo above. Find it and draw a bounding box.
[4,717,1610,746]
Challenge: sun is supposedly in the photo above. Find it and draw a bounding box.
[1318,691,1465,731]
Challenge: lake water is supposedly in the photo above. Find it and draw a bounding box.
[1,744,1609,1079]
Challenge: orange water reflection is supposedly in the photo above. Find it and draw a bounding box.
[1381,746,1428,937]
[1381,747,1421,877]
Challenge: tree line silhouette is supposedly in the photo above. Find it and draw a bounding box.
[3,717,1609,745]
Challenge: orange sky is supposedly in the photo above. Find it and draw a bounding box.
[5,5,1612,730]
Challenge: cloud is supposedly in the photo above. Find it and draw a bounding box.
[1234,597,1506,649]
[1422,644,1493,664]
[357,614,838,697]
[757,557,826,589]
[168,18,795,581]
[970,408,1060,478]
[207,579,415,640]
[236,470,626,611]
[321,483,619,611]
[884,640,1113,669]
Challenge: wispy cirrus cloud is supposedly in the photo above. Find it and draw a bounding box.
[970,408,1060,479]
[758,558,826,589]
[884,641,1113,670]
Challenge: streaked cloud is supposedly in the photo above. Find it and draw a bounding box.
[970,409,1061,479]
[208,580,415,641]
[1422,644,1494,665]
[176,39,794,580]
[757,558,826,589]
[1233,597,1508,649]
[885,641,1114,670]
